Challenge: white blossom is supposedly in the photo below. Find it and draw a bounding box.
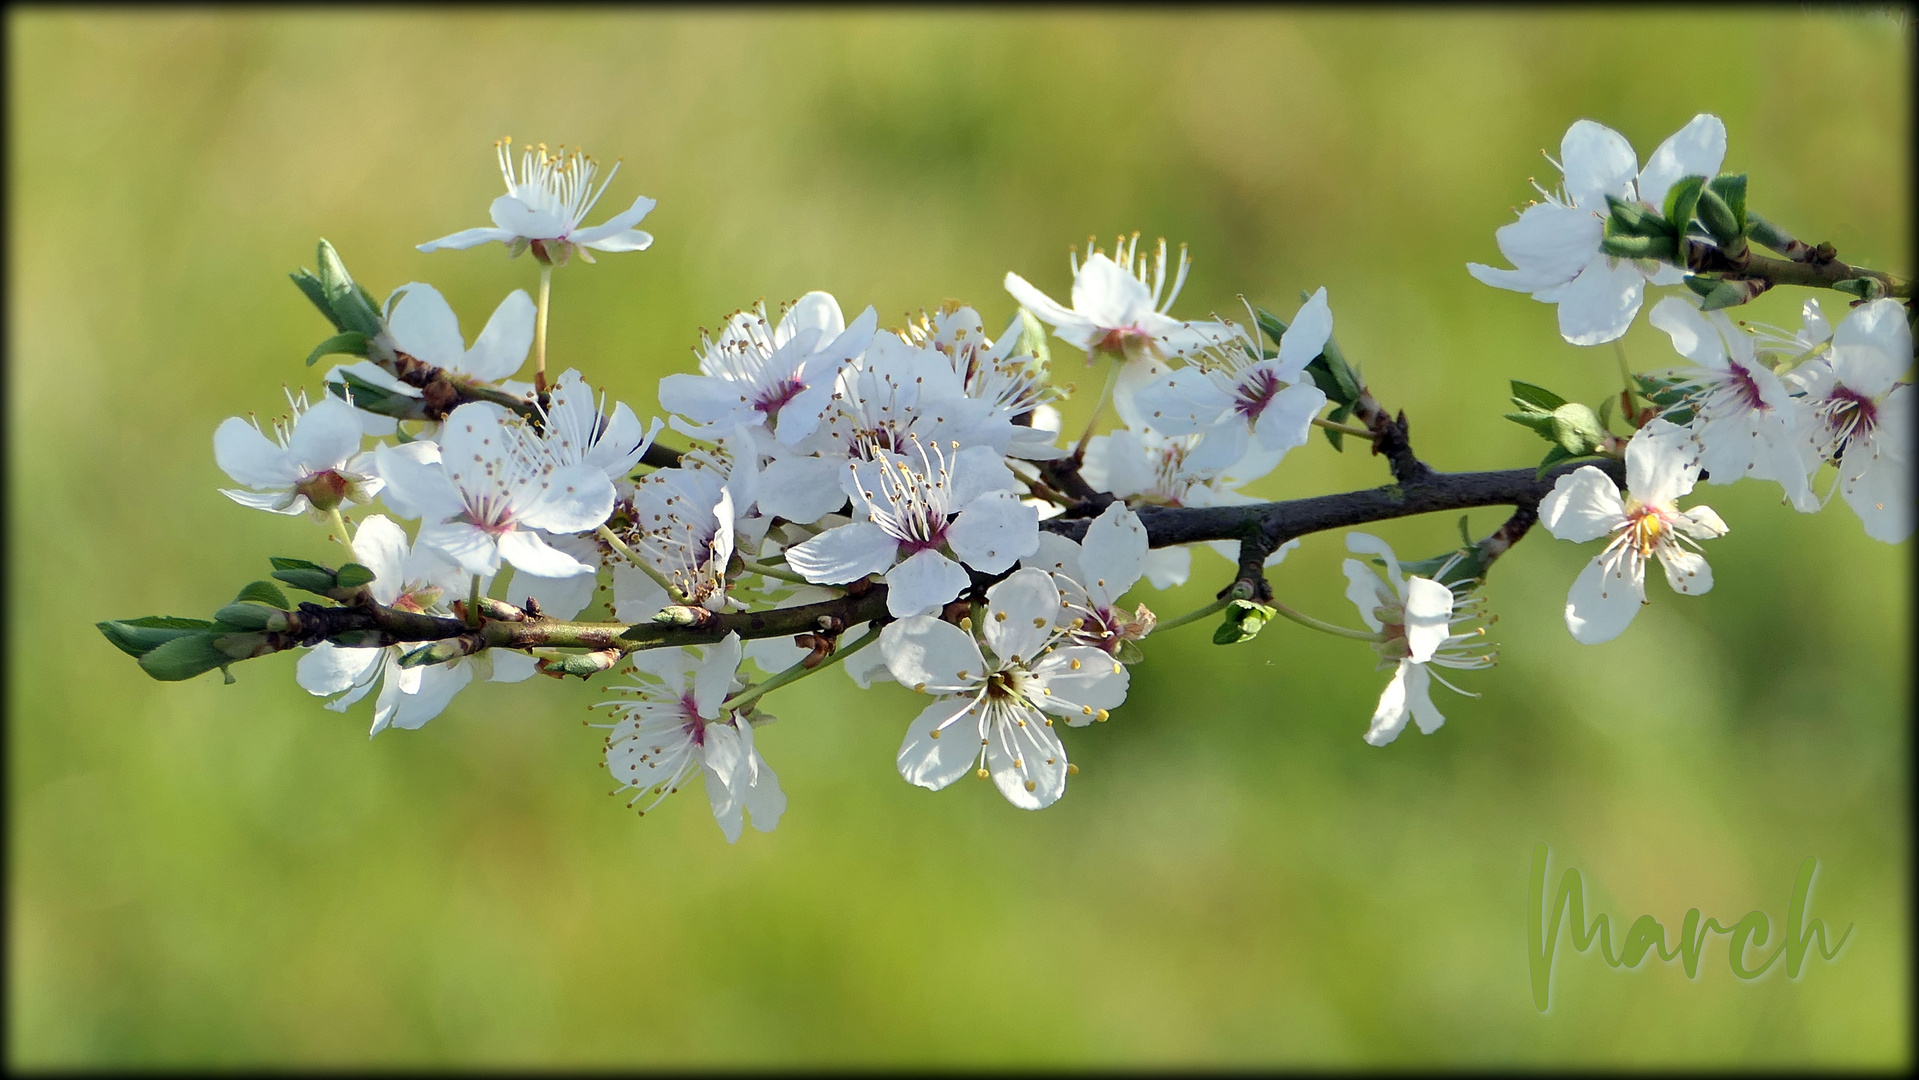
[905,303,1066,460]
[784,436,1037,618]
[418,138,655,261]
[881,568,1129,810]
[593,634,784,843]
[214,393,381,518]
[1341,533,1492,746]
[1079,426,1294,588]
[372,402,615,578]
[1648,296,1814,508]
[1786,297,1912,543]
[296,515,534,735]
[1468,114,1726,345]
[1538,419,1728,644]
[658,293,877,447]
[1022,501,1156,654]
[1131,290,1332,477]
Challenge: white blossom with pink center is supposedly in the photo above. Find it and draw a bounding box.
[593,633,784,843]
[1538,419,1729,644]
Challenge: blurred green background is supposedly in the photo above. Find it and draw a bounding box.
[8,9,1910,1068]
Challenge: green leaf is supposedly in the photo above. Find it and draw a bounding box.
[1212,600,1278,646]
[1549,403,1605,455]
[213,603,279,631]
[1662,175,1707,233]
[326,368,424,420]
[1707,173,1747,233]
[315,240,383,338]
[1698,279,1750,311]
[1831,277,1885,301]
[270,556,340,596]
[136,632,234,682]
[1457,515,1474,547]
[1509,380,1568,413]
[1113,638,1146,665]
[98,616,216,658]
[1536,446,1609,480]
[1504,411,1559,440]
[290,269,343,331]
[335,563,376,589]
[1600,233,1676,261]
[1604,195,1675,239]
[233,580,291,608]
[1598,393,1617,434]
[1695,188,1743,247]
[305,331,370,367]
[1321,402,1354,450]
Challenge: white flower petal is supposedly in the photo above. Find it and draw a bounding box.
[416,520,501,578]
[1636,114,1727,210]
[1364,662,1414,746]
[1342,559,1390,632]
[459,290,536,381]
[1565,553,1643,645]
[884,548,971,618]
[1539,254,1644,346]
[1624,419,1698,506]
[1275,287,1334,378]
[388,662,473,730]
[416,227,514,253]
[980,567,1061,666]
[786,521,898,584]
[285,397,365,475]
[880,615,986,691]
[897,697,987,792]
[693,633,743,720]
[1657,546,1714,596]
[947,491,1039,574]
[297,642,382,697]
[1078,502,1147,606]
[1560,119,1640,209]
[213,417,298,489]
[497,529,593,577]
[986,708,1068,810]
[1402,576,1455,663]
[1032,646,1129,724]
[1539,466,1627,543]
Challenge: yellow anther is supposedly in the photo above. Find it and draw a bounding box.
[1024,780,1037,792]
[1096,709,1110,722]
[995,611,1007,622]
[977,768,989,779]
[1067,763,1080,775]
[1070,658,1081,671]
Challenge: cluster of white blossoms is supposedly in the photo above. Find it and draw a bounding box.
[169,121,1909,843]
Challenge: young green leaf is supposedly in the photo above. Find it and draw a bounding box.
[233,580,291,608]
[1509,381,1568,413]
[98,616,216,659]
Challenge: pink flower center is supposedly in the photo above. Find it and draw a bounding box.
[679,693,706,746]
[752,376,807,417]
[1232,369,1282,421]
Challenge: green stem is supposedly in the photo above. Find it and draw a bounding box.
[466,574,483,628]
[722,626,880,713]
[741,559,811,586]
[1073,359,1122,460]
[534,262,552,393]
[1150,595,1232,634]
[596,524,686,604]
[325,507,358,564]
[1268,598,1379,642]
[1613,342,1639,406]
[1312,416,1373,439]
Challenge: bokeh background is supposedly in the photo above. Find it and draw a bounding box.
[8,8,1910,1068]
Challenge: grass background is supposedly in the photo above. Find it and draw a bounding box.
[7,8,1910,1067]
